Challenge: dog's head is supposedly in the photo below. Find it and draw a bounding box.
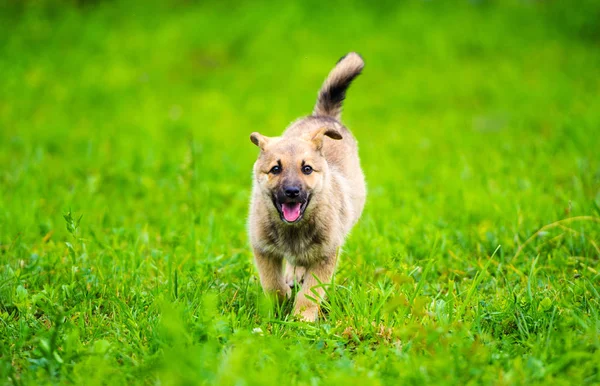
[250,126,342,224]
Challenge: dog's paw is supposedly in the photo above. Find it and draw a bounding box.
[266,285,291,303]
[276,285,292,302]
[284,265,306,288]
[283,285,292,299]
[295,305,319,322]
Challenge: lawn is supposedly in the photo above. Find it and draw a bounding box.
[1,0,599,384]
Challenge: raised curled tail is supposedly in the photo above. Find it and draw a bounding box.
[313,52,364,120]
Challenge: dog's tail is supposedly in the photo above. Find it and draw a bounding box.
[313,52,364,120]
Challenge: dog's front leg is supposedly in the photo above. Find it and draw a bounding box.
[254,249,291,303]
[293,255,336,322]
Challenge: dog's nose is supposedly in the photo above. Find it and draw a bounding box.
[284,186,300,198]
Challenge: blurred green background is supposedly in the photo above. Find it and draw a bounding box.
[1,0,599,384]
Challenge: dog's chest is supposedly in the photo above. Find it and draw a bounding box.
[264,221,325,266]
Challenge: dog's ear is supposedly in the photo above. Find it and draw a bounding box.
[310,127,343,150]
[250,132,270,151]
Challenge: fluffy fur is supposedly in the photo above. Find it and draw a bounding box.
[248,52,366,321]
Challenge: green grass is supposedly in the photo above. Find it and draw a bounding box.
[1,0,600,384]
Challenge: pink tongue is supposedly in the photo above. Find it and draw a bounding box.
[282,202,302,222]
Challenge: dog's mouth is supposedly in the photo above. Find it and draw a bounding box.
[282,202,302,222]
[272,196,311,224]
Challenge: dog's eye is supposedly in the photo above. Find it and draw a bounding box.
[302,165,313,175]
[270,165,282,175]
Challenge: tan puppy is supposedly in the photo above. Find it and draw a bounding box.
[248,53,366,321]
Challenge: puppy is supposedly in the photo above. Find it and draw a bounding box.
[248,52,366,321]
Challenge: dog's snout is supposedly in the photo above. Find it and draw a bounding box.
[284,186,301,198]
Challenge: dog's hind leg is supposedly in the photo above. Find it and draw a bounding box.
[293,255,336,322]
[284,264,306,288]
[254,249,291,302]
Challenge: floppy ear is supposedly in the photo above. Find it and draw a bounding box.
[310,127,343,150]
[250,132,270,151]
